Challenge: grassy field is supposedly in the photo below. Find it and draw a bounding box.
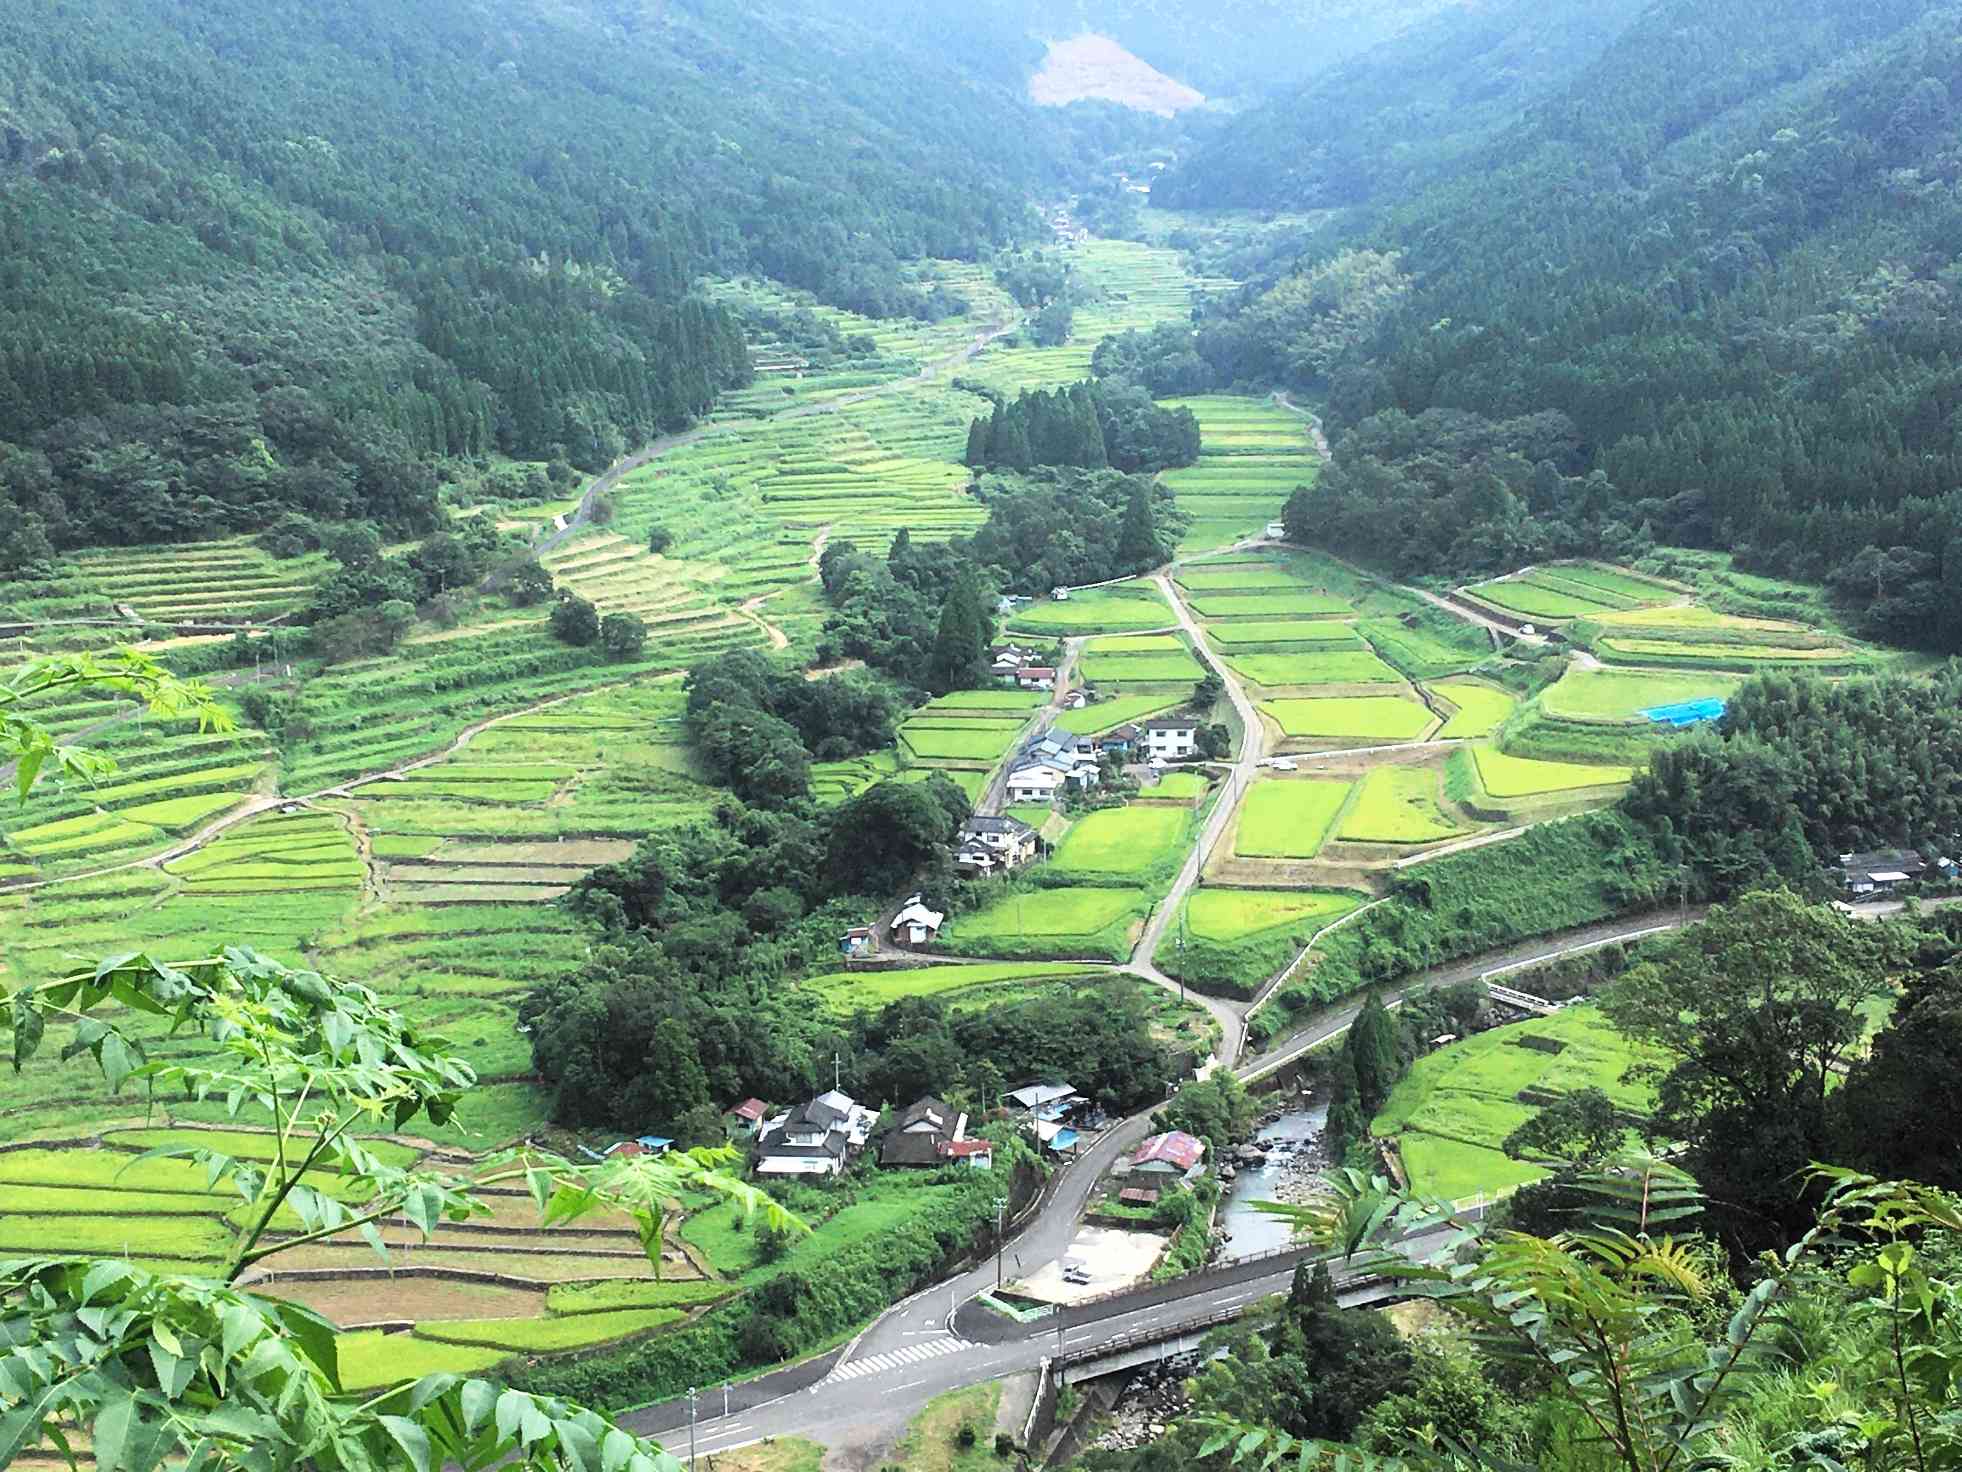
[799,961,1109,1014]
[1538,668,1741,723]
[1079,636,1209,686]
[1336,768,1469,845]
[1052,695,1178,735]
[898,717,1028,763]
[1224,648,1404,688]
[1154,395,1319,553]
[1466,746,1635,799]
[1234,779,1352,859]
[1430,679,1516,739]
[1372,1006,1658,1201]
[1157,887,1364,1000]
[1260,696,1435,742]
[1005,581,1174,636]
[1050,804,1193,880]
[937,886,1149,962]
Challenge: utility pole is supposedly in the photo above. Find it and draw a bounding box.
[687,1388,698,1470]
[994,1196,1008,1290]
[833,1052,841,1092]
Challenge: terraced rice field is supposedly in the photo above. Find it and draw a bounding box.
[1205,620,1363,649]
[1335,768,1469,845]
[798,961,1108,1015]
[1049,804,1193,880]
[1429,679,1517,739]
[1223,648,1404,688]
[1079,634,1209,687]
[1538,668,1742,723]
[1186,592,1353,619]
[0,690,275,877]
[1465,564,1680,622]
[1467,746,1635,798]
[1372,1007,1657,1201]
[937,885,1150,962]
[1233,779,1352,859]
[1004,582,1175,636]
[1181,888,1361,941]
[1260,696,1436,743]
[59,539,338,623]
[1053,695,1179,735]
[1156,396,1320,553]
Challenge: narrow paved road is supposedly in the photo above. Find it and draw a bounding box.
[1114,572,1270,1068]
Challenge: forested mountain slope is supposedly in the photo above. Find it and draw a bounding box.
[0,0,1084,549]
[1180,0,1962,650]
[1150,0,1650,209]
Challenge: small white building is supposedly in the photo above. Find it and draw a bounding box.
[1142,718,1199,761]
[890,896,945,947]
[754,1090,879,1178]
[1265,521,1286,540]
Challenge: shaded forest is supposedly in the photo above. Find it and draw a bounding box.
[1166,0,1962,649]
[0,0,1122,548]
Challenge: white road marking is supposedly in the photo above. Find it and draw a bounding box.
[824,1336,967,1382]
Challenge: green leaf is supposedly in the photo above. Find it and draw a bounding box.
[460,1380,499,1436]
[150,1338,196,1401]
[94,1393,135,1472]
[99,1032,135,1093]
[379,1416,432,1472]
[267,1300,339,1391]
[79,1260,134,1306]
[495,1389,529,1443]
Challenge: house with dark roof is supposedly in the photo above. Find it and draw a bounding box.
[1096,723,1142,757]
[954,815,1039,878]
[1837,849,1930,896]
[754,1089,878,1178]
[878,1095,967,1168]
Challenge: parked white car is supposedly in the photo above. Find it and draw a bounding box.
[1266,757,1298,771]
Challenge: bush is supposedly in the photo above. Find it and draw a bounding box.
[648,525,675,554]
[550,594,600,646]
[995,1433,1015,1457]
[600,612,647,661]
[955,1425,978,1450]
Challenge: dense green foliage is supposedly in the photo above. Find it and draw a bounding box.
[1152,0,1647,211]
[969,469,1184,594]
[964,380,1200,475]
[684,649,908,805]
[0,0,1152,547]
[1623,668,1962,898]
[818,536,997,687]
[1178,0,1962,648]
[1258,812,1668,1038]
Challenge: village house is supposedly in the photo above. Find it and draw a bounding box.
[724,1098,769,1138]
[1142,717,1200,761]
[1025,732,1097,766]
[600,1135,671,1159]
[838,925,876,958]
[1096,723,1142,758]
[1837,849,1937,897]
[1006,1082,1083,1120]
[990,643,1040,679]
[753,1089,879,1178]
[890,895,945,947]
[954,815,1040,877]
[877,1094,968,1168]
[1005,760,1098,804]
[1127,1130,1205,1180]
[1016,666,1058,692]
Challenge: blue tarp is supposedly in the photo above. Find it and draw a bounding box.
[1640,697,1727,728]
[1047,1129,1080,1153]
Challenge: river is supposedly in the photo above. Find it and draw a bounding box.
[1216,1101,1330,1259]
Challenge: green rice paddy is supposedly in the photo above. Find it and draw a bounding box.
[1050,805,1193,879]
[1372,1007,1657,1202]
[1430,679,1516,739]
[1260,696,1435,742]
[937,886,1149,962]
[1233,779,1352,859]
[1004,582,1175,636]
[1538,668,1741,723]
[1469,746,1635,798]
[1336,768,1469,845]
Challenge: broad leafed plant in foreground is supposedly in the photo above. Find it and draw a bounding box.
[1,947,803,1471]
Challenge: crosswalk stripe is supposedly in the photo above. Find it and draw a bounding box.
[825,1337,965,1383]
